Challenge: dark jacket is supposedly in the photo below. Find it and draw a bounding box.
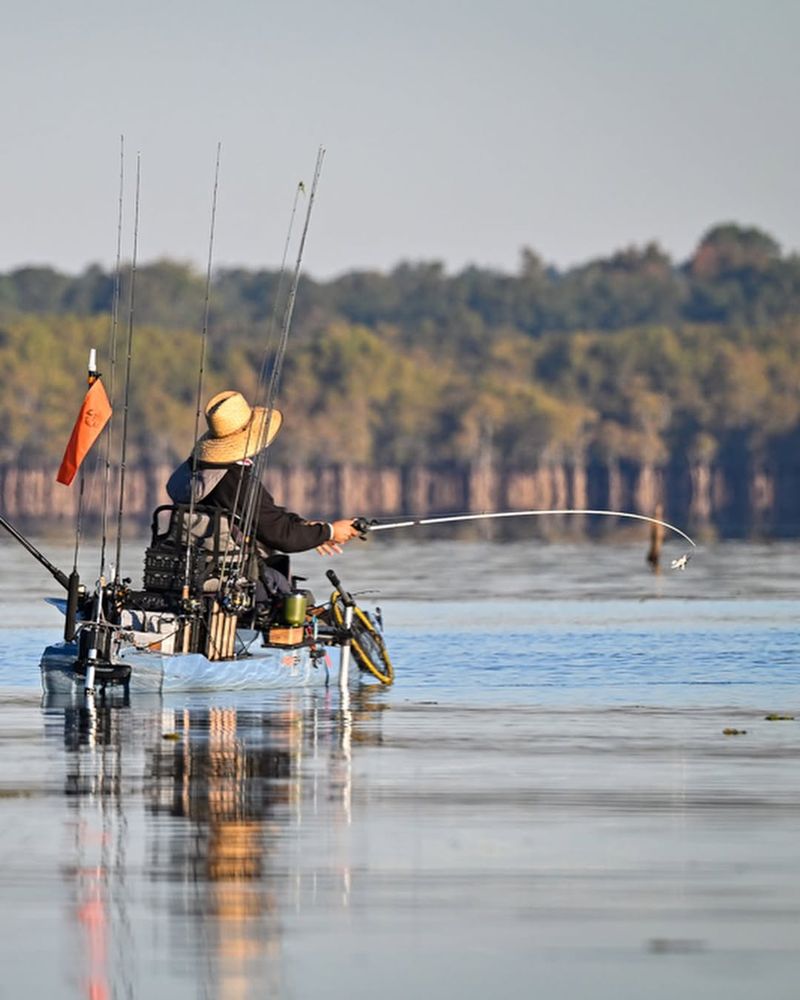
[167,459,330,554]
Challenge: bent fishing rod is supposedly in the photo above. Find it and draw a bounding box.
[352,508,696,569]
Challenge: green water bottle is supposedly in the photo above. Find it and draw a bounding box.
[283,592,307,627]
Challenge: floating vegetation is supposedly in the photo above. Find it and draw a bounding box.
[648,938,705,955]
[765,714,795,721]
[722,728,747,736]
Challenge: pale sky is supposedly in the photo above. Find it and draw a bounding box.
[1,0,798,278]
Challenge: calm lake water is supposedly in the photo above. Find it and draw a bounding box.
[0,534,798,999]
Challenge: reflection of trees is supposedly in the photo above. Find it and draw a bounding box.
[146,705,298,874]
[145,702,305,995]
[45,688,387,998]
[144,691,386,995]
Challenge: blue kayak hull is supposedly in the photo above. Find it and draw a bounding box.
[40,638,330,695]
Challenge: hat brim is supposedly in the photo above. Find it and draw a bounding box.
[194,407,283,464]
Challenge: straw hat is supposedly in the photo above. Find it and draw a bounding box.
[194,391,283,464]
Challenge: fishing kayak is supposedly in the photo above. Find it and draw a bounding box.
[40,632,328,695]
[38,566,393,696]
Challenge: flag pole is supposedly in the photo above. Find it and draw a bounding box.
[64,350,98,643]
[55,350,113,645]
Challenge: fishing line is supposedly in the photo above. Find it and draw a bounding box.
[99,134,125,585]
[114,152,141,585]
[182,141,222,598]
[360,508,696,569]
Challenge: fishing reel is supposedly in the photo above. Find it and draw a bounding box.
[217,578,255,615]
[180,593,205,616]
[103,577,132,618]
[352,517,375,540]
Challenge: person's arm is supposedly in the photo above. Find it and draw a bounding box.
[252,480,331,553]
[207,464,357,554]
[246,468,362,553]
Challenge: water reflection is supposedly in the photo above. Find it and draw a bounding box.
[54,697,136,1000]
[44,689,385,999]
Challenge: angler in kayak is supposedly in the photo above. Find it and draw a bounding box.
[166,389,361,597]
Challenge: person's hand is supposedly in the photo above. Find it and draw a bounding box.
[315,540,342,556]
[331,519,361,543]
[315,519,360,557]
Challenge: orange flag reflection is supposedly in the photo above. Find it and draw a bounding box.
[56,379,112,486]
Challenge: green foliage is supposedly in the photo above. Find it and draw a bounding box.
[0,223,798,479]
[685,224,800,325]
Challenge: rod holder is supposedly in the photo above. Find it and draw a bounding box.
[64,571,80,642]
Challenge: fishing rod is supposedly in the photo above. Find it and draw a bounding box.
[210,174,308,595]
[241,148,326,538]
[182,141,222,600]
[113,152,141,586]
[98,134,125,584]
[0,514,70,590]
[255,180,306,400]
[352,508,696,569]
[0,508,80,639]
[228,148,326,586]
[260,149,325,428]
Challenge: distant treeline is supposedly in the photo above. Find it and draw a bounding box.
[3,222,800,334]
[1,223,799,535]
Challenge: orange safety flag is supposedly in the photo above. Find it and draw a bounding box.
[56,379,112,486]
